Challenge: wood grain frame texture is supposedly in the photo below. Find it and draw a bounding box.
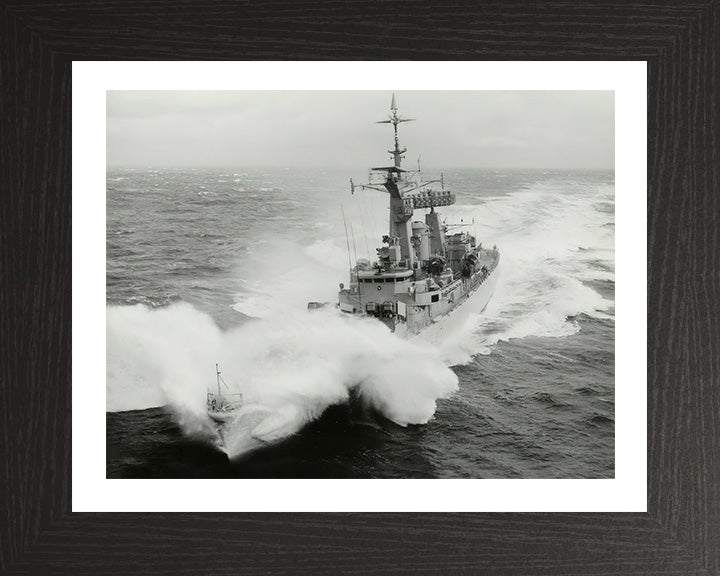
[1,0,718,574]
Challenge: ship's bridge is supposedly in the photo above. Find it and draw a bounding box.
[356,268,414,283]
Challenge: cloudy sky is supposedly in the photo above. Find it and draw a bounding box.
[107,91,614,170]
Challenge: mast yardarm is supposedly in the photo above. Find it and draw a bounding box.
[376,93,415,169]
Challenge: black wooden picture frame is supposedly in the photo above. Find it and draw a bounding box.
[2,1,718,574]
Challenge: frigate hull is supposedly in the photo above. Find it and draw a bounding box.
[338,246,500,334]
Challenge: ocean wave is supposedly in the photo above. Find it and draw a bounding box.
[106,302,458,458]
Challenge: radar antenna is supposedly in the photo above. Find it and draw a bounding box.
[376,93,415,169]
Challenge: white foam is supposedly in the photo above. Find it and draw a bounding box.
[107,304,458,457]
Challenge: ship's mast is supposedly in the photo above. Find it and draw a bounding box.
[375,95,416,264]
[347,95,456,279]
[377,93,414,171]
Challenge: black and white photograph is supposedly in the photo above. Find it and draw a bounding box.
[106,89,615,479]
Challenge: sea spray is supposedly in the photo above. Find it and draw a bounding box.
[106,303,224,412]
[106,303,459,457]
[233,238,346,318]
[217,307,459,433]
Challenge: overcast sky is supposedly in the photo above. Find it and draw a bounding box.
[107,91,614,170]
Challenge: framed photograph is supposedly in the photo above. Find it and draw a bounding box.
[3,1,718,574]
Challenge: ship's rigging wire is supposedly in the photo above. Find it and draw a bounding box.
[344,208,362,308]
[368,186,381,255]
[349,219,360,271]
[366,186,379,250]
[340,204,353,273]
[356,171,380,254]
[356,187,371,258]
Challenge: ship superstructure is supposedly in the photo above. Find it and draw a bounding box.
[336,95,500,333]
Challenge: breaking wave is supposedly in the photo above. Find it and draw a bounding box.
[107,303,458,458]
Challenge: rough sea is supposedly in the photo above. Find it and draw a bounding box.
[106,167,615,479]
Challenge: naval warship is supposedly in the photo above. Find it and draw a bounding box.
[329,94,500,333]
